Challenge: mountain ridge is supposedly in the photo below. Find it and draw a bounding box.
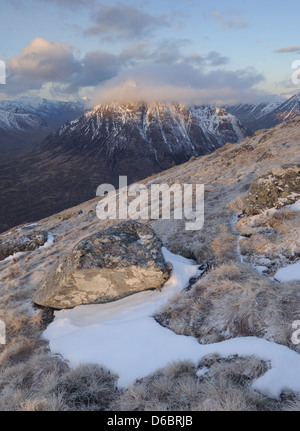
[0,97,87,157]
[226,92,300,132]
[0,101,248,233]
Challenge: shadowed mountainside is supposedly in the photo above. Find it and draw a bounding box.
[0,102,248,233]
[0,117,300,411]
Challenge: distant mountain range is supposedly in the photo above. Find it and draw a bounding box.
[1,91,300,233]
[48,102,248,169]
[0,97,87,157]
[225,92,300,132]
[0,102,248,232]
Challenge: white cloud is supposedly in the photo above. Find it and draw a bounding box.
[86,2,170,40]
[89,63,266,107]
[7,38,80,94]
[4,38,124,96]
[3,37,266,105]
[274,46,300,54]
[212,9,248,30]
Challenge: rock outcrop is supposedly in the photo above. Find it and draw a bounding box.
[0,231,48,261]
[34,221,172,309]
[242,165,300,216]
[237,164,300,275]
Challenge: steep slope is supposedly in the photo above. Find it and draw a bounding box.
[0,102,248,233]
[48,103,248,165]
[225,95,285,132]
[254,92,300,130]
[0,97,87,157]
[1,118,300,411]
[226,93,300,132]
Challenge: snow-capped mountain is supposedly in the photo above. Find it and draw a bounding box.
[0,97,87,131]
[51,102,249,162]
[257,91,300,129]
[2,106,300,412]
[225,95,285,132]
[0,97,87,156]
[0,102,248,231]
[226,93,300,132]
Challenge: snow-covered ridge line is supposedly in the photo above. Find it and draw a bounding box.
[67,102,248,155]
[43,248,300,399]
[0,97,87,132]
[225,91,300,132]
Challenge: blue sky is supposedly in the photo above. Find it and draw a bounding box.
[0,0,299,103]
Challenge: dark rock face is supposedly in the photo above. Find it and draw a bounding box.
[34,221,172,309]
[242,165,300,216]
[0,231,48,261]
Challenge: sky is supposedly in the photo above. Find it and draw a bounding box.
[0,0,300,105]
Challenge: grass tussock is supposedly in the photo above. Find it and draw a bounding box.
[0,298,119,411]
[262,210,298,231]
[210,224,237,262]
[0,349,118,411]
[114,357,291,411]
[156,262,300,347]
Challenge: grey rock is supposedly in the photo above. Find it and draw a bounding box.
[242,164,300,216]
[0,231,48,261]
[34,221,172,309]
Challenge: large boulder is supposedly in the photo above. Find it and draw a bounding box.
[34,221,172,309]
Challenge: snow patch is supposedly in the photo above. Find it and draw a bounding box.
[196,367,209,378]
[40,233,55,249]
[3,251,24,263]
[0,231,12,238]
[287,200,300,212]
[274,262,300,282]
[43,248,300,398]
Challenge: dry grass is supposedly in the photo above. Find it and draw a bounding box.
[236,206,300,272]
[0,296,119,411]
[1,119,300,410]
[0,347,118,411]
[114,356,292,411]
[262,210,298,231]
[49,364,118,411]
[156,262,300,348]
[210,224,237,262]
[226,196,245,213]
[115,361,200,411]
[283,399,300,411]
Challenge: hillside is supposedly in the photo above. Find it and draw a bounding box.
[226,92,300,132]
[0,102,248,233]
[0,117,300,411]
